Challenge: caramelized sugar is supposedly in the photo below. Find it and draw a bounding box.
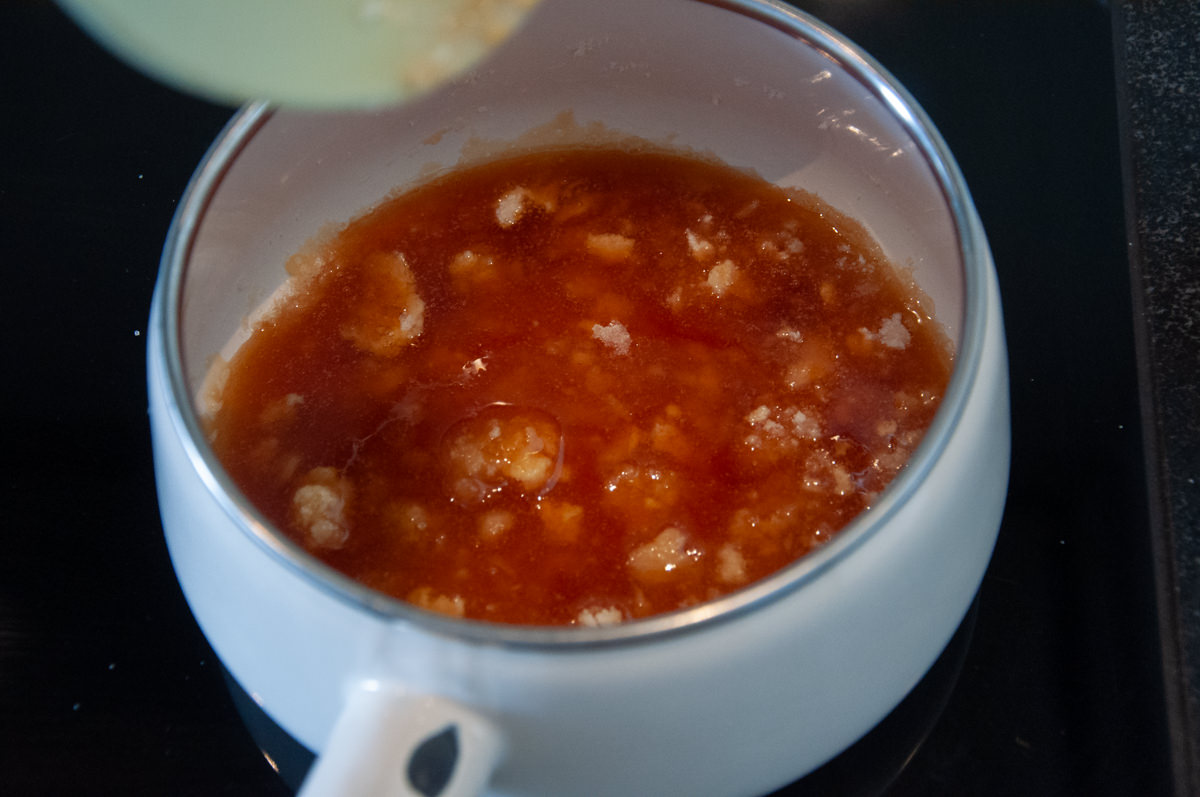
[206,147,951,626]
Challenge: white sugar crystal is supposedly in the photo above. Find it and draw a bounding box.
[592,321,632,355]
[495,187,528,227]
[878,313,911,349]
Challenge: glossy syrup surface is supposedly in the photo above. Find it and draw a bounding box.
[206,147,951,626]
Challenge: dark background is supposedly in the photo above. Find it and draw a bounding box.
[2,1,1195,794]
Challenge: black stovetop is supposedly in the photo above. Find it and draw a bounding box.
[3,1,1195,794]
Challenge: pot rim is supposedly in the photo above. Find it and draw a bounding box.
[152,0,990,650]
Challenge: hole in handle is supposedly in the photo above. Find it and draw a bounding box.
[407,724,460,797]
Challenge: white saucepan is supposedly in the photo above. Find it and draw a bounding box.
[147,1,1010,794]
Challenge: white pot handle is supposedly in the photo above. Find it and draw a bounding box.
[298,682,504,797]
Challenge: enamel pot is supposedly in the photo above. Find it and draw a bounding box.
[147,1,1010,794]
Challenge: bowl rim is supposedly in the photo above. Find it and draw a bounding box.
[152,0,990,650]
